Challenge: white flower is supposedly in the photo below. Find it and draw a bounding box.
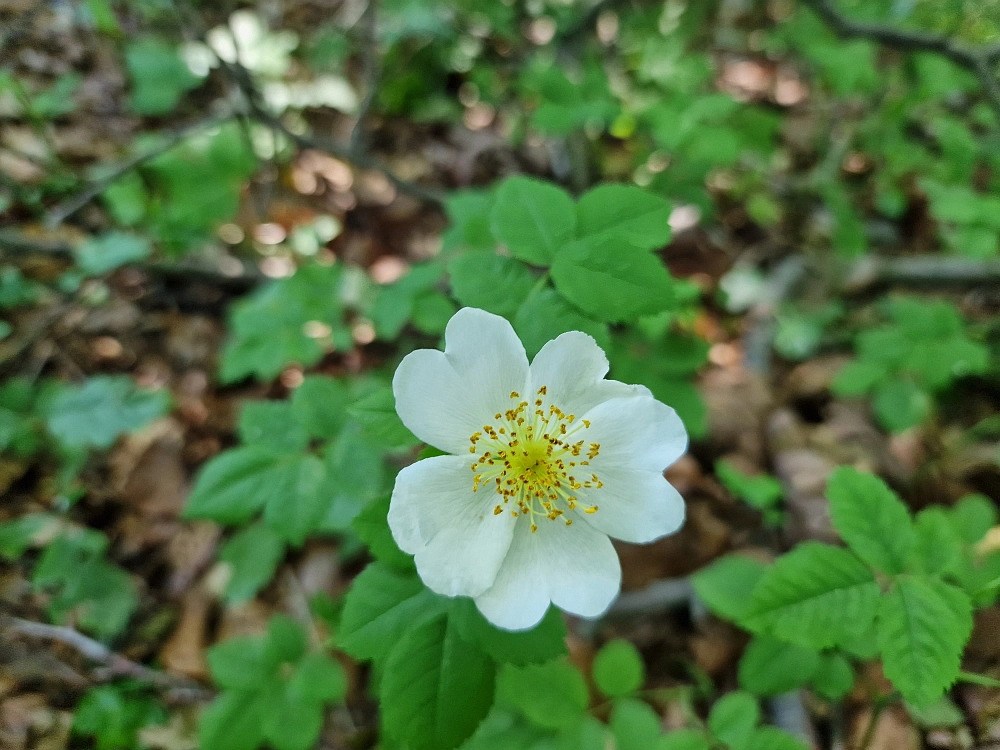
[389,308,688,630]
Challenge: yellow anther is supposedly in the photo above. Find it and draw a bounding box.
[582,420,590,428]
[494,505,503,515]
[510,391,519,399]
[585,506,598,514]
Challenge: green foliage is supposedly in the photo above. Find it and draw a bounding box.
[592,639,645,698]
[73,684,167,750]
[832,297,988,432]
[42,375,171,450]
[220,264,351,383]
[76,232,152,275]
[125,37,201,115]
[33,529,138,639]
[700,467,986,706]
[200,614,347,750]
[715,460,784,524]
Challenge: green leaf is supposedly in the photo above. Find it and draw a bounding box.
[811,653,855,700]
[490,177,575,266]
[262,454,327,545]
[738,636,820,697]
[949,494,997,544]
[339,562,445,661]
[352,495,415,571]
[207,635,276,689]
[576,184,671,249]
[291,375,350,439]
[0,513,59,560]
[381,611,496,750]
[830,360,886,396]
[73,685,166,750]
[741,726,809,750]
[657,729,712,750]
[592,639,645,697]
[913,507,964,577]
[551,240,674,323]
[448,252,536,316]
[238,401,310,453]
[318,423,387,531]
[873,379,931,432]
[220,264,345,383]
[412,291,458,335]
[262,694,324,750]
[288,652,347,703]
[715,460,783,511]
[219,522,286,603]
[101,171,148,226]
[348,387,420,449]
[450,598,568,666]
[198,691,268,750]
[76,232,151,275]
[708,691,759,749]
[184,447,298,525]
[826,467,915,575]
[610,698,662,750]
[691,554,768,623]
[496,659,589,730]
[44,376,170,449]
[514,288,610,359]
[745,542,880,649]
[442,191,496,253]
[125,37,200,115]
[877,575,973,707]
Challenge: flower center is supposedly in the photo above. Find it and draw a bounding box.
[469,386,602,532]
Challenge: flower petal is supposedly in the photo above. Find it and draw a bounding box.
[393,308,530,454]
[529,331,642,417]
[473,515,621,630]
[576,467,685,543]
[389,455,516,598]
[582,393,688,473]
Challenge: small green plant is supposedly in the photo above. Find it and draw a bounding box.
[694,467,1000,707]
[832,297,988,432]
[73,683,167,750]
[715,460,784,526]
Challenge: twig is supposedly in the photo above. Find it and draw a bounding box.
[219,59,443,204]
[843,255,1000,292]
[44,111,237,228]
[800,0,1000,122]
[348,0,380,159]
[2,616,211,701]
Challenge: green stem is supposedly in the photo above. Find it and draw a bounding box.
[956,670,1000,688]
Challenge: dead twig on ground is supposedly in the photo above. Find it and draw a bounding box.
[2,616,212,702]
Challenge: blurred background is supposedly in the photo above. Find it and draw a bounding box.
[2,0,1000,748]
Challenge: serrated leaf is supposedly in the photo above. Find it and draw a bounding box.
[692,554,768,623]
[339,562,445,661]
[949,494,997,544]
[262,693,323,750]
[448,253,536,316]
[592,640,645,698]
[219,522,285,603]
[44,376,170,449]
[262,454,327,545]
[381,611,496,750]
[287,652,347,703]
[184,447,299,525]
[490,177,575,266]
[513,288,610,359]
[826,467,915,574]
[197,691,268,750]
[745,542,879,649]
[738,636,821,697]
[290,375,350,439]
[207,635,275,689]
[237,400,309,453]
[551,240,674,323]
[576,184,671,249]
[496,660,589,730]
[873,378,931,433]
[877,575,972,707]
[351,495,415,571]
[913,507,963,576]
[449,597,567,666]
[348,387,420,449]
